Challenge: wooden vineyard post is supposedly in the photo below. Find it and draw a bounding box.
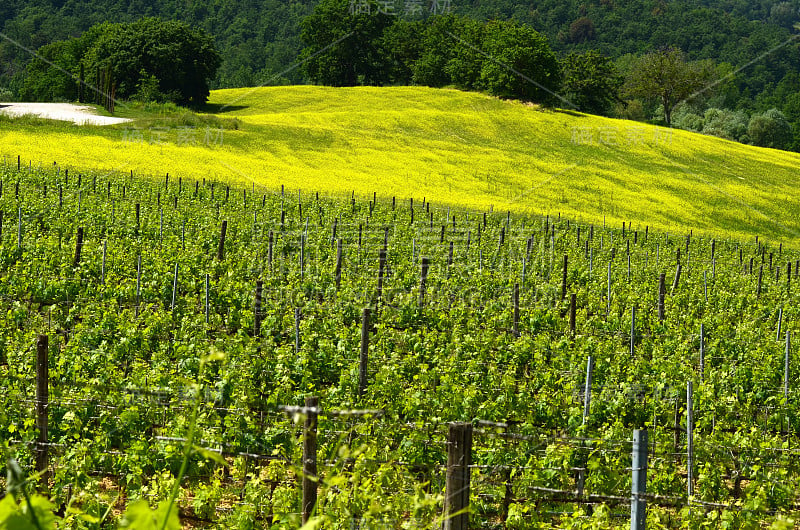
[358,308,370,398]
[658,273,666,323]
[629,305,636,357]
[788,261,792,294]
[419,257,430,308]
[671,264,682,293]
[377,249,387,302]
[217,220,227,261]
[757,264,763,297]
[254,280,263,336]
[561,254,568,300]
[135,203,140,233]
[268,230,274,269]
[302,396,318,524]
[630,429,648,530]
[36,334,49,486]
[777,308,783,342]
[73,227,84,267]
[448,242,454,276]
[443,422,472,530]
[569,293,576,335]
[335,239,343,291]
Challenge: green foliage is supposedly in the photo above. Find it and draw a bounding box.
[568,16,596,43]
[625,47,715,126]
[300,0,395,87]
[21,19,220,106]
[380,19,424,85]
[301,10,559,105]
[479,20,561,104]
[409,14,486,90]
[117,500,180,530]
[0,494,58,530]
[411,14,471,88]
[1,158,800,526]
[560,50,623,115]
[83,18,221,106]
[19,29,98,103]
[3,0,800,138]
[749,108,793,149]
[133,71,165,104]
[441,16,486,91]
[701,107,749,142]
[671,103,704,132]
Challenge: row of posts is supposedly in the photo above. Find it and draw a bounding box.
[30,331,648,529]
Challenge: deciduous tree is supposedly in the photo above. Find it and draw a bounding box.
[625,48,714,126]
[479,20,560,104]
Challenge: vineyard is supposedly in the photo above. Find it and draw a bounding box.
[1,157,800,529]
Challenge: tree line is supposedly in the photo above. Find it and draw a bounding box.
[299,0,794,149]
[299,1,623,115]
[1,0,797,149]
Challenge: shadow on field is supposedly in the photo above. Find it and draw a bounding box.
[555,108,587,117]
[202,103,248,114]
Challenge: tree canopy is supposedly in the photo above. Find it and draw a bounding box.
[301,10,562,106]
[299,0,395,87]
[561,50,623,115]
[22,18,220,106]
[625,48,715,126]
[749,108,793,149]
[479,20,561,104]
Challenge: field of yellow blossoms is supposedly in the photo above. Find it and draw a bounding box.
[2,85,800,243]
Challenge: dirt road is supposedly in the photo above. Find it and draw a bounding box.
[0,102,131,126]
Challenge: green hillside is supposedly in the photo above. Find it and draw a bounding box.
[2,86,799,244]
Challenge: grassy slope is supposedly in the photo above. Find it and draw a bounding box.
[1,85,799,243]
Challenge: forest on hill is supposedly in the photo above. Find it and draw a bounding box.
[1,0,800,147]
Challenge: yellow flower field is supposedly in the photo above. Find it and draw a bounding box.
[1,85,799,243]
